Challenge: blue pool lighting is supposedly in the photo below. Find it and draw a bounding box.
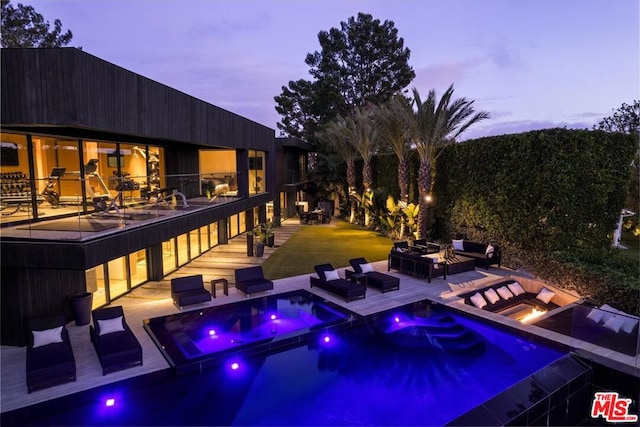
[323,335,331,343]
[270,314,277,320]
[208,329,216,336]
[231,362,239,370]
[105,398,115,407]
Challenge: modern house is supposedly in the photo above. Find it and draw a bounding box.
[0,48,312,346]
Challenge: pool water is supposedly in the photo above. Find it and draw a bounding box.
[3,299,567,426]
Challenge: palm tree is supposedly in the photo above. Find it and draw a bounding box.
[375,95,413,203]
[348,105,379,226]
[316,115,360,223]
[408,84,490,238]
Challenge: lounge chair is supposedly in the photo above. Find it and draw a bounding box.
[90,306,143,375]
[310,263,366,302]
[348,257,400,293]
[171,274,212,309]
[26,314,76,393]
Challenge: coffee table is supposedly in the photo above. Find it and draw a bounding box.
[441,255,476,275]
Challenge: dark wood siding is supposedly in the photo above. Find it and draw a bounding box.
[1,48,275,151]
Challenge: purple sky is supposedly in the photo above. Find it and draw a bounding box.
[24,0,640,140]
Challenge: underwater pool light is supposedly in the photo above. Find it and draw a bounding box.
[394,316,401,323]
[270,314,277,320]
[323,335,331,343]
[231,362,240,370]
[105,398,115,407]
[209,329,216,336]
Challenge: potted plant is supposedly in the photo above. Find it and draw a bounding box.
[248,221,275,257]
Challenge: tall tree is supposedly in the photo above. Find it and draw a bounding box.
[408,85,490,238]
[347,105,378,226]
[595,100,640,212]
[275,12,415,144]
[375,95,413,203]
[1,0,73,48]
[316,115,360,223]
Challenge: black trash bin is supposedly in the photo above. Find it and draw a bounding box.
[69,292,93,326]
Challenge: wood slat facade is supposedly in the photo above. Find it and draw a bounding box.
[0,48,292,346]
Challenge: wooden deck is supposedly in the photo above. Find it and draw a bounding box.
[2,218,638,414]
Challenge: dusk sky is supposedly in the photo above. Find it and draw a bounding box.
[24,0,640,140]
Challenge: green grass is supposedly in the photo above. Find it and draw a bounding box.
[262,219,395,280]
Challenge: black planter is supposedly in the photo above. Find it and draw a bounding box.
[69,292,93,326]
[266,234,275,247]
[255,243,265,257]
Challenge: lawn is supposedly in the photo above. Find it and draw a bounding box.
[262,219,395,280]
[617,230,640,263]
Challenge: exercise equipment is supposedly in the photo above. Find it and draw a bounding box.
[40,167,66,207]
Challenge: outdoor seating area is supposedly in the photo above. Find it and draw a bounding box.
[170,274,212,309]
[451,239,501,269]
[310,263,367,302]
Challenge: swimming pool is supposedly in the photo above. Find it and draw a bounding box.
[2,296,570,426]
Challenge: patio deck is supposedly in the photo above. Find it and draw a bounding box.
[1,218,638,414]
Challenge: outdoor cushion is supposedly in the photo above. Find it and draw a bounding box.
[486,245,495,257]
[360,262,374,273]
[507,281,525,296]
[452,239,464,251]
[586,307,606,323]
[325,269,340,281]
[602,315,626,333]
[496,286,513,300]
[32,326,64,348]
[470,292,487,309]
[484,288,500,304]
[536,288,556,304]
[599,304,620,323]
[98,316,124,335]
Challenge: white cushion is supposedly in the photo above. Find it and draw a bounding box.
[536,288,556,304]
[485,245,495,257]
[586,307,606,323]
[359,262,374,273]
[470,292,487,309]
[452,239,464,251]
[32,326,63,348]
[98,316,125,335]
[324,269,340,281]
[507,281,525,296]
[602,315,626,333]
[484,288,500,304]
[496,286,514,300]
[620,315,639,334]
[599,304,620,323]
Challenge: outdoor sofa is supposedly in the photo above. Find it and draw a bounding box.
[388,247,446,283]
[26,314,76,393]
[451,239,501,269]
[234,266,274,296]
[347,257,400,293]
[310,263,366,302]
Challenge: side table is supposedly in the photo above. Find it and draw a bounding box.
[346,270,368,286]
[210,278,229,298]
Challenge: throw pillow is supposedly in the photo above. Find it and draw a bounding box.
[470,292,487,309]
[32,326,64,348]
[599,304,620,323]
[452,239,464,251]
[98,316,125,336]
[507,281,526,296]
[586,307,606,324]
[602,315,626,333]
[496,286,514,300]
[485,245,495,258]
[536,288,556,304]
[359,263,374,273]
[484,288,500,304]
[324,269,340,281]
[620,315,639,334]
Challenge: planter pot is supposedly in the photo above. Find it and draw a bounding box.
[255,243,265,257]
[69,292,93,326]
[266,234,275,247]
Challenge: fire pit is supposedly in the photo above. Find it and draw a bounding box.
[498,303,547,323]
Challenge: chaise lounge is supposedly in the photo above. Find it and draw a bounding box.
[310,264,366,302]
[347,257,400,293]
[26,314,76,393]
[90,306,143,375]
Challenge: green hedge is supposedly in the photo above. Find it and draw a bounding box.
[431,128,637,313]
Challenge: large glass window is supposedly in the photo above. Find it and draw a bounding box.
[230,214,239,237]
[162,238,177,275]
[129,249,148,286]
[249,150,266,195]
[189,228,200,259]
[199,149,237,200]
[200,226,210,252]
[177,233,189,266]
[0,133,33,223]
[209,222,218,247]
